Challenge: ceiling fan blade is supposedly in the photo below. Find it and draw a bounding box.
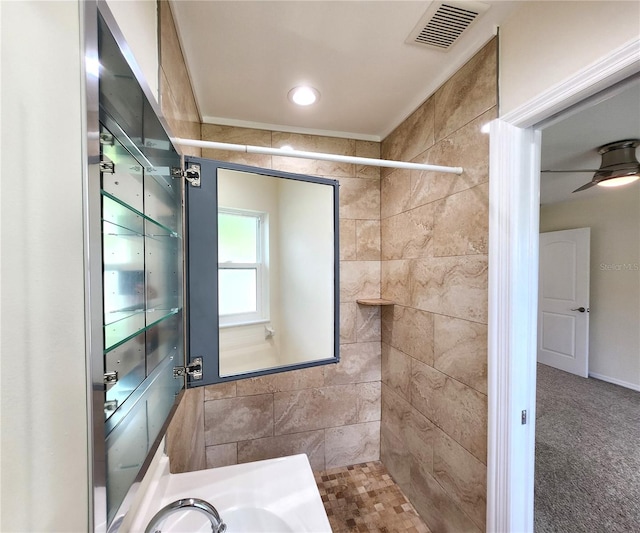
[541,169,599,173]
[572,181,597,193]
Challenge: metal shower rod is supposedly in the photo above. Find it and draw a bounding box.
[173,137,464,175]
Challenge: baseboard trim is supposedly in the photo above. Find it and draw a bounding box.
[589,372,640,393]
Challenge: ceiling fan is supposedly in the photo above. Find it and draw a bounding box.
[541,139,640,193]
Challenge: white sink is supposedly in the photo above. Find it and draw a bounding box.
[125,454,331,533]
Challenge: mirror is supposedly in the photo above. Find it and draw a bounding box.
[187,160,340,384]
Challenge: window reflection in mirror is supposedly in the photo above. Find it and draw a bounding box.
[216,168,337,377]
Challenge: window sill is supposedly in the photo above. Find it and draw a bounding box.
[219,318,271,329]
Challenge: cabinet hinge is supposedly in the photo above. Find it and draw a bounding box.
[100,159,115,174]
[171,164,201,187]
[99,132,114,145]
[104,371,118,385]
[174,356,203,380]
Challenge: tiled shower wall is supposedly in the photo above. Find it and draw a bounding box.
[195,128,383,472]
[379,39,496,533]
[160,4,496,528]
[158,0,206,472]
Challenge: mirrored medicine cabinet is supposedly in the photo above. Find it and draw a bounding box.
[186,158,340,385]
[91,4,340,531]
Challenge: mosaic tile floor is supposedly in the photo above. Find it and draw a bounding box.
[314,461,431,533]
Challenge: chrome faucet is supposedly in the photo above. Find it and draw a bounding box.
[144,498,226,533]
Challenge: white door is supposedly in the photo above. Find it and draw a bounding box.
[538,228,590,377]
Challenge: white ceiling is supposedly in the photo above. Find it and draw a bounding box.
[169,0,518,140]
[540,77,640,205]
[168,2,639,204]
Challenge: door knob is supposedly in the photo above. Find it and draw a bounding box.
[571,307,586,313]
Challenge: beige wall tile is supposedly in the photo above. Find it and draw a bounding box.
[201,124,271,146]
[436,376,487,464]
[382,383,410,438]
[381,260,411,306]
[382,385,434,476]
[325,421,381,469]
[356,220,381,260]
[382,97,435,165]
[204,381,237,401]
[433,183,489,257]
[381,203,434,260]
[405,400,436,475]
[410,109,495,209]
[160,70,200,156]
[410,256,488,323]
[158,1,199,124]
[200,124,272,167]
[237,430,326,471]
[378,38,495,533]
[340,261,380,302]
[409,359,442,422]
[325,341,381,385]
[381,305,434,366]
[434,315,487,395]
[409,457,481,533]
[381,425,411,488]
[434,38,497,142]
[204,394,274,445]
[166,387,206,473]
[271,132,355,177]
[381,169,412,219]
[381,343,412,401]
[356,305,381,342]
[205,443,237,469]
[434,429,487,530]
[340,219,357,261]
[340,302,357,344]
[236,366,325,396]
[274,385,358,435]
[356,140,381,179]
[357,381,381,423]
[339,178,380,220]
[411,360,487,463]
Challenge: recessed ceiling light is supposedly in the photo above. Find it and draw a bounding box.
[288,86,320,106]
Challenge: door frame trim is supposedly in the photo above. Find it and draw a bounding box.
[487,37,640,532]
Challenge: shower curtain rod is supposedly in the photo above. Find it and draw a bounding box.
[173,137,464,175]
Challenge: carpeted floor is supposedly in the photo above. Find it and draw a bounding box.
[535,363,640,533]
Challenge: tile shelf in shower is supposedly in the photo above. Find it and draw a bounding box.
[104,307,180,354]
[356,298,396,306]
[102,190,181,238]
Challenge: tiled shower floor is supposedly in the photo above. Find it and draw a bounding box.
[314,462,431,533]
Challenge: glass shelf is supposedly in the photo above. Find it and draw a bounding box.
[100,110,181,206]
[104,307,180,354]
[102,191,180,238]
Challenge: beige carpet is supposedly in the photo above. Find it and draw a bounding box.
[535,363,640,533]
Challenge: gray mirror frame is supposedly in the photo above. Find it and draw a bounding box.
[185,157,340,386]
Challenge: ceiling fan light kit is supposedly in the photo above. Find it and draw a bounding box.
[573,139,640,192]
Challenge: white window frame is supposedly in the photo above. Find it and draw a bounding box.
[218,207,269,328]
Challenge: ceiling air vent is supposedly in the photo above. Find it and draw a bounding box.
[407,1,490,52]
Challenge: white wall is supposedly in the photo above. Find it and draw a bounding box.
[278,179,335,363]
[105,0,159,102]
[500,1,640,116]
[0,1,89,531]
[218,169,282,373]
[540,187,640,389]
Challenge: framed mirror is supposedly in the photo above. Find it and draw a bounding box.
[186,158,339,384]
